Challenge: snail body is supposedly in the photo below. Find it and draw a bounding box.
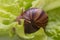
[16,8,48,34]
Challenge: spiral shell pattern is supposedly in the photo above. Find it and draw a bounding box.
[16,8,48,34]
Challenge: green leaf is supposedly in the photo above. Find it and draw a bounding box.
[45,7,60,40]
[0,0,60,40]
[0,0,34,40]
[44,0,60,11]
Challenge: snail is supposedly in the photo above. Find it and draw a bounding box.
[16,8,48,34]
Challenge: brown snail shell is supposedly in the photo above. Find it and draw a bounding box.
[16,8,48,34]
